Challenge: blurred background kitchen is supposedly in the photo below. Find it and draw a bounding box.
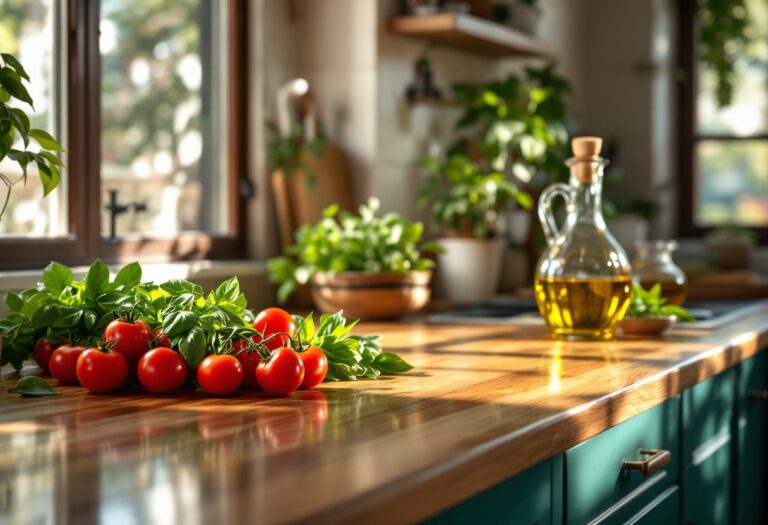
[0,0,766,309]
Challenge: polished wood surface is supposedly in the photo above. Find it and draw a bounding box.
[2,306,768,525]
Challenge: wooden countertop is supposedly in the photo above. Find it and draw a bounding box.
[2,306,768,525]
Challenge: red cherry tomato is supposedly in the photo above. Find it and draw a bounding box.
[104,319,153,363]
[197,355,243,395]
[49,345,88,385]
[151,329,171,349]
[256,347,305,396]
[33,337,58,372]
[252,307,296,351]
[138,347,188,394]
[76,348,128,393]
[233,339,261,388]
[298,346,328,389]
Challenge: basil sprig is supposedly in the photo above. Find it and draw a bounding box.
[295,311,413,381]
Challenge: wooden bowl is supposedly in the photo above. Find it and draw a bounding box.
[620,316,676,338]
[311,271,432,321]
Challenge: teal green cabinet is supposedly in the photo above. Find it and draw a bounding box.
[682,368,736,525]
[422,459,552,525]
[626,486,679,524]
[564,398,680,524]
[423,352,768,525]
[736,352,768,524]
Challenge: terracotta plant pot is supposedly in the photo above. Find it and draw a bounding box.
[311,271,432,321]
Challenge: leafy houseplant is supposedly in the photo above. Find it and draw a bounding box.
[420,154,532,239]
[418,65,570,303]
[0,52,64,222]
[268,199,439,320]
[698,0,752,107]
[450,64,571,186]
[266,121,326,186]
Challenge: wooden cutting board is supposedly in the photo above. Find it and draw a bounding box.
[271,142,354,247]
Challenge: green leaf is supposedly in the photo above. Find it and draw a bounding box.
[1,53,30,81]
[42,261,74,297]
[161,279,203,296]
[29,128,64,152]
[177,326,206,369]
[373,352,413,374]
[5,291,23,313]
[83,259,109,298]
[8,376,61,397]
[0,69,33,106]
[164,311,198,337]
[213,276,240,303]
[8,108,30,146]
[112,262,141,289]
[36,158,60,196]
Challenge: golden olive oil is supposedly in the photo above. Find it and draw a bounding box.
[535,276,632,340]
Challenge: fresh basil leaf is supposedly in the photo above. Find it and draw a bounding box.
[161,279,203,296]
[42,261,73,297]
[83,259,109,298]
[8,376,61,396]
[164,311,198,337]
[373,352,413,374]
[112,262,141,289]
[326,362,359,381]
[177,326,206,368]
[5,291,23,312]
[32,304,82,329]
[213,276,240,303]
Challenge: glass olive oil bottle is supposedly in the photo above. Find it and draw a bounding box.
[534,137,632,340]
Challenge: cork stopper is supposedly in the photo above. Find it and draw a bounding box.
[570,136,604,183]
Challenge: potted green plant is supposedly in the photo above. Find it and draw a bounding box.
[418,65,569,302]
[0,52,64,223]
[420,154,530,303]
[268,199,439,320]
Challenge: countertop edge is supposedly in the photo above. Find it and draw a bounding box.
[315,315,768,525]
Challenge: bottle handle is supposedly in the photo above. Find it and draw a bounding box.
[538,183,575,246]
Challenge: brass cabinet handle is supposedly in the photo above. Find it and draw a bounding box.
[749,391,768,400]
[623,449,671,477]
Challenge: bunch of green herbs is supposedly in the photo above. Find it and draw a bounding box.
[627,282,694,321]
[268,198,439,303]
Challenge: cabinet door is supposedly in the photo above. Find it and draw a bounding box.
[682,368,735,525]
[422,459,551,525]
[565,398,680,525]
[736,352,768,525]
[626,486,679,525]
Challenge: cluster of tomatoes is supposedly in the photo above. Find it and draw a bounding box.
[32,307,328,397]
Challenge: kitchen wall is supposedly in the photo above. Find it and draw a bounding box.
[247,0,678,259]
[577,0,677,239]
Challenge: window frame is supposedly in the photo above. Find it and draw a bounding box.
[677,0,768,242]
[0,0,249,269]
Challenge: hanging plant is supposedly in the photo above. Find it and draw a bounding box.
[698,0,752,107]
[0,52,65,222]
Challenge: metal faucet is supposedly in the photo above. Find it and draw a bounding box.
[105,189,147,242]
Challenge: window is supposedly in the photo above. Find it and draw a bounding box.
[678,0,768,239]
[0,0,247,268]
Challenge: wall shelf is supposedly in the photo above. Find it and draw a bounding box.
[387,13,557,59]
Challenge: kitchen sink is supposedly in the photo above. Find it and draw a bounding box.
[428,298,768,330]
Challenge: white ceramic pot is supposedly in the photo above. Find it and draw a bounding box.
[434,238,504,304]
[610,215,649,257]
